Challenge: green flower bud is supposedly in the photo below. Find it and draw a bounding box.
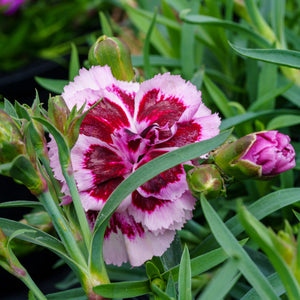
[0,110,25,165]
[186,164,225,200]
[88,35,135,81]
[48,95,70,134]
[213,134,260,180]
[269,221,300,284]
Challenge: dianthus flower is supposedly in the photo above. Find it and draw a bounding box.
[49,66,221,266]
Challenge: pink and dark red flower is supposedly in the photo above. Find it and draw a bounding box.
[48,66,221,266]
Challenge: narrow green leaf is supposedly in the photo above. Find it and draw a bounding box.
[180,14,270,47]
[201,196,280,300]
[4,99,18,118]
[203,75,235,118]
[230,43,300,69]
[220,109,300,130]
[151,283,174,300]
[244,0,276,42]
[257,63,277,110]
[165,273,176,298]
[99,11,113,37]
[241,272,285,300]
[266,114,300,130]
[271,0,286,47]
[144,9,158,79]
[122,3,174,57]
[93,280,150,298]
[198,258,241,300]
[69,43,80,81]
[132,55,180,67]
[238,205,300,299]
[249,82,292,111]
[0,201,42,208]
[162,239,247,282]
[192,188,300,256]
[47,288,87,300]
[0,218,82,273]
[178,244,191,300]
[35,77,68,94]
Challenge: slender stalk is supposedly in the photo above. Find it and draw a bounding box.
[0,253,46,300]
[38,190,87,268]
[62,168,92,250]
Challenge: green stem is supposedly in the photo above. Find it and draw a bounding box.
[62,168,92,250]
[38,190,87,268]
[0,253,46,300]
[20,271,47,300]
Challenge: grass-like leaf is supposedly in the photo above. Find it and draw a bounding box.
[241,272,285,300]
[93,280,150,298]
[266,114,300,130]
[180,14,270,47]
[0,218,84,273]
[0,201,42,208]
[230,43,300,69]
[178,245,192,300]
[69,43,80,81]
[238,205,300,300]
[35,77,68,94]
[192,188,300,256]
[198,258,241,300]
[200,196,280,300]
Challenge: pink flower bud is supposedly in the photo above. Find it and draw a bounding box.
[214,131,296,179]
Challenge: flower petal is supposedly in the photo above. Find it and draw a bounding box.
[134,73,201,132]
[103,212,176,266]
[136,149,190,199]
[128,191,196,232]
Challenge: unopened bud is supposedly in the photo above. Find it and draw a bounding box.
[48,96,70,134]
[187,164,225,200]
[213,131,295,180]
[0,110,25,164]
[88,35,134,81]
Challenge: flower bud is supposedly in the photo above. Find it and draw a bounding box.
[0,109,25,165]
[48,95,70,134]
[213,131,296,180]
[186,164,225,200]
[269,221,300,284]
[88,35,135,81]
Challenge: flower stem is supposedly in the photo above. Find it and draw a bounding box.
[62,168,92,250]
[38,190,87,268]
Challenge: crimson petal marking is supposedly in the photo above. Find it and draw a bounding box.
[106,84,135,117]
[80,97,131,144]
[131,191,168,213]
[136,149,187,198]
[104,212,145,239]
[86,177,124,208]
[84,144,130,184]
[158,121,202,148]
[136,88,186,128]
